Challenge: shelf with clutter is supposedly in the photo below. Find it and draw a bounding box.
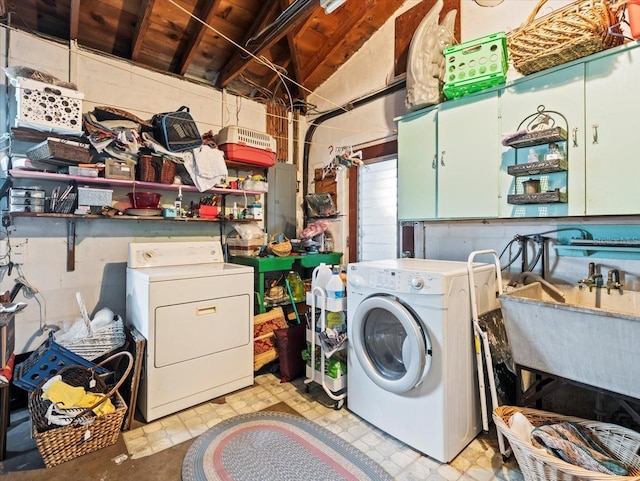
[504,105,569,206]
[5,68,274,221]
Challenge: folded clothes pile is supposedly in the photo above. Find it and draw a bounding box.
[83,106,149,164]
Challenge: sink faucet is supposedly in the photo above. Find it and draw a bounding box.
[606,269,623,294]
[578,262,602,292]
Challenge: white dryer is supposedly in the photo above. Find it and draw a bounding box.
[126,241,254,422]
[346,258,497,463]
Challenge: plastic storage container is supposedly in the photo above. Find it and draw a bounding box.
[10,76,84,135]
[631,1,640,39]
[443,32,508,100]
[216,126,277,167]
[13,332,108,392]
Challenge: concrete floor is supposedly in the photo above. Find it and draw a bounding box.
[1,373,525,480]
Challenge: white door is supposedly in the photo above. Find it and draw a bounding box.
[350,295,432,394]
[358,157,398,261]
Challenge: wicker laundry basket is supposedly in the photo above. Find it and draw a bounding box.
[56,315,126,361]
[494,405,640,481]
[507,0,624,76]
[29,351,133,468]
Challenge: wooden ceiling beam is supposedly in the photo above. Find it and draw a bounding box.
[280,0,303,94]
[300,1,370,83]
[177,0,222,76]
[69,0,80,40]
[131,0,156,61]
[217,0,317,89]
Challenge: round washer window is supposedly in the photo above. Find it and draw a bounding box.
[352,295,432,393]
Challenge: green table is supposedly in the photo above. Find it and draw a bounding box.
[230,252,343,313]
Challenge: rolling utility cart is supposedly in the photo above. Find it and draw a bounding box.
[304,286,347,409]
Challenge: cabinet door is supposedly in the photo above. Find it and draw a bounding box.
[437,91,500,219]
[585,46,640,215]
[397,108,437,220]
[499,64,585,218]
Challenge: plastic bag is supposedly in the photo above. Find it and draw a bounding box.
[231,222,264,240]
[3,66,78,90]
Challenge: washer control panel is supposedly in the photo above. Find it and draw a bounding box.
[354,267,446,294]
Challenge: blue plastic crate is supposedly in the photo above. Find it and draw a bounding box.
[443,32,508,99]
[14,332,108,392]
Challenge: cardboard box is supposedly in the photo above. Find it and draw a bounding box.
[227,238,262,257]
[0,314,15,368]
[105,158,135,181]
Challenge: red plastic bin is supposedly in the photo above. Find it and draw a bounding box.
[629,1,640,39]
[219,143,276,168]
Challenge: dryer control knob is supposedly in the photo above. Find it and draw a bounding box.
[410,276,424,290]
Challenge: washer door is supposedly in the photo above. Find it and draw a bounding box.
[351,294,432,394]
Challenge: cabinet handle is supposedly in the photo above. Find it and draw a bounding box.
[432,154,437,169]
[592,124,599,144]
[197,306,217,316]
[572,127,578,148]
[440,151,446,167]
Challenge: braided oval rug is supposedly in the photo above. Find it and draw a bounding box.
[182,411,393,481]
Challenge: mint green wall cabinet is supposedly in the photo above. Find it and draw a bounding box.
[499,64,585,218]
[397,107,437,220]
[397,91,500,221]
[584,45,640,215]
[437,91,501,219]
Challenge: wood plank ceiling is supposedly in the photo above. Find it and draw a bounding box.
[5,0,405,104]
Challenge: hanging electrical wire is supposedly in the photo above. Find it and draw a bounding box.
[166,0,393,135]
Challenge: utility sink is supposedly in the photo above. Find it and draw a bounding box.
[499,282,640,400]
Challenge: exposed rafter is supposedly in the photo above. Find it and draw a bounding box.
[300,1,371,85]
[177,0,222,75]
[69,0,80,40]
[280,0,303,97]
[10,0,405,105]
[131,0,156,61]
[216,0,317,89]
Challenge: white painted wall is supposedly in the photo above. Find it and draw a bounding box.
[1,27,269,353]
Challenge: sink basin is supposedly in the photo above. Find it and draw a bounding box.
[499,282,640,400]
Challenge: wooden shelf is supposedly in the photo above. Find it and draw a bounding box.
[7,212,240,222]
[7,170,264,196]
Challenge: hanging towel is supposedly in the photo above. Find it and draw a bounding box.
[182,145,228,192]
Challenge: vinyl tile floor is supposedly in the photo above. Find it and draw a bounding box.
[121,372,524,480]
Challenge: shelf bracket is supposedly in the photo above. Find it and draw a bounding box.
[67,218,76,271]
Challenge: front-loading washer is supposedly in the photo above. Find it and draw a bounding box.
[346,258,497,463]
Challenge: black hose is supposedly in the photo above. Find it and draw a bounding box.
[302,78,406,200]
